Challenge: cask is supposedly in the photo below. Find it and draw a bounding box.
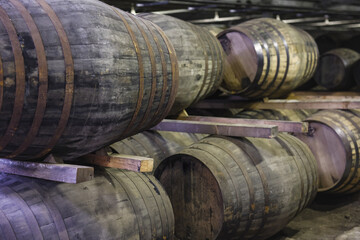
[0,168,174,239]
[140,13,224,114]
[314,48,360,90]
[0,0,178,160]
[218,18,319,99]
[296,110,360,194]
[155,134,318,239]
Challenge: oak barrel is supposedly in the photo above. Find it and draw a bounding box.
[140,13,224,115]
[295,110,360,194]
[0,0,178,161]
[217,18,319,99]
[155,134,318,240]
[314,48,360,90]
[110,131,207,173]
[0,168,174,240]
[352,59,360,87]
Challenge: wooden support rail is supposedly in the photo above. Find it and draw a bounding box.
[179,115,308,133]
[288,91,360,99]
[152,119,278,138]
[80,154,154,173]
[191,99,360,110]
[0,156,94,183]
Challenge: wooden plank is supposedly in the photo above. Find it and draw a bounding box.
[151,119,278,138]
[179,115,308,133]
[289,91,360,97]
[0,158,94,183]
[288,91,360,100]
[80,154,154,173]
[191,99,360,110]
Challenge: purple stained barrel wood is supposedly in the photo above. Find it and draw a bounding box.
[217,18,319,99]
[0,0,178,161]
[314,48,360,90]
[0,168,174,240]
[155,134,318,240]
[140,13,225,115]
[110,131,207,174]
[295,110,360,194]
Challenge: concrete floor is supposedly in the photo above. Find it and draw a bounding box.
[270,191,360,240]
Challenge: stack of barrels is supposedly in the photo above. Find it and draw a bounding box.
[0,0,356,239]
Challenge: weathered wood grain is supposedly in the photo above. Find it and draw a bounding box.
[0,0,178,161]
[218,18,319,99]
[140,13,224,115]
[152,119,278,138]
[295,110,360,194]
[0,168,174,239]
[180,115,309,133]
[155,134,318,240]
[191,98,360,109]
[110,130,207,174]
[0,157,94,183]
[314,48,360,90]
[80,153,154,172]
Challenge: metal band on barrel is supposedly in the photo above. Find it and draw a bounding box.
[112,8,144,138]
[139,18,168,125]
[34,0,74,159]
[7,0,48,158]
[130,15,157,131]
[0,6,26,152]
[150,22,179,122]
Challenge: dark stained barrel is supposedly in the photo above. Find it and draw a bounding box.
[0,168,174,240]
[352,59,360,87]
[0,0,178,161]
[140,13,225,115]
[235,109,316,122]
[217,18,319,99]
[155,134,318,240]
[314,48,360,90]
[295,110,360,194]
[110,131,207,173]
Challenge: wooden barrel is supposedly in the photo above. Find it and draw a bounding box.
[0,0,178,161]
[352,59,360,87]
[0,168,174,239]
[295,110,360,194]
[217,18,319,99]
[110,131,207,173]
[314,48,360,90]
[315,34,342,54]
[235,109,316,122]
[140,13,225,115]
[155,134,318,240]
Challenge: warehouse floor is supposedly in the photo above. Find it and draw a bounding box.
[270,191,360,240]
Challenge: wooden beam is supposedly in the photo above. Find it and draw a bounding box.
[80,154,154,173]
[179,115,308,133]
[0,158,94,183]
[152,119,278,138]
[191,99,360,110]
[288,91,360,100]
